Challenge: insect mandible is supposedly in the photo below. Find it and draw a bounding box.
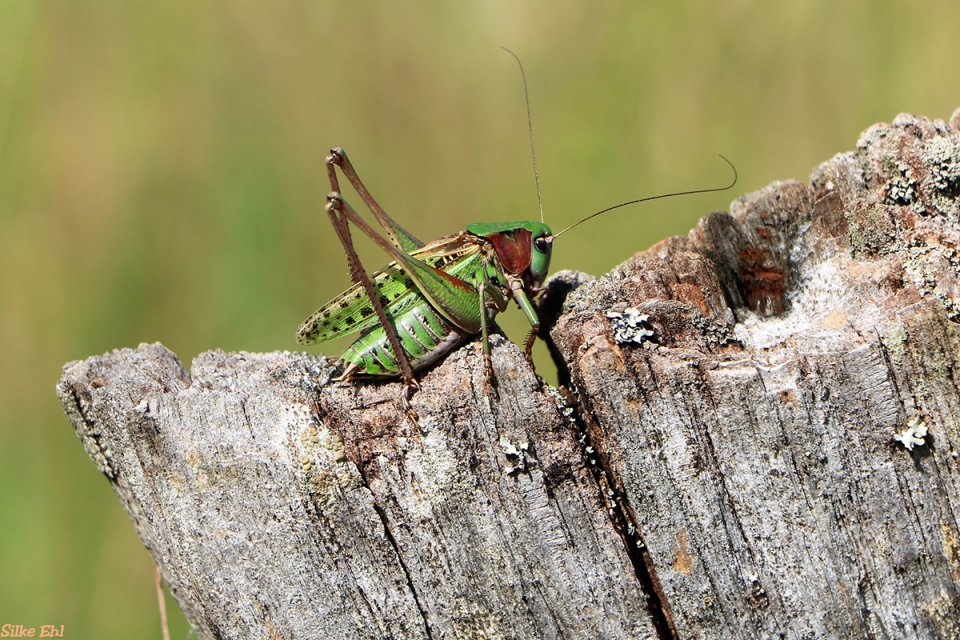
[297,51,736,405]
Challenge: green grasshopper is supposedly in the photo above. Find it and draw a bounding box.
[297,57,735,404]
[297,147,735,402]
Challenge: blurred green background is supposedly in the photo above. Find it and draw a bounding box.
[1,1,958,637]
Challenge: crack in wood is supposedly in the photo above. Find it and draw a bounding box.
[557,383,679,640]
[366,488,435,640]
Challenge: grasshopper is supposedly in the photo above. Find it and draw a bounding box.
[297,147,735,402]
[297,56,736,404]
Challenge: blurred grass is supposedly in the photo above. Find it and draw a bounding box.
[1,1,958,637]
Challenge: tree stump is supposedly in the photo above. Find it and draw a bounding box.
[58,110,960,639]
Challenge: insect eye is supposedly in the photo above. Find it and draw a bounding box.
[534,236,550,252]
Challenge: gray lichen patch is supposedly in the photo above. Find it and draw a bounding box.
[879,324,908,367]
[295,415,360,511]
[923,135,960,222]
[605,308,655,345]
[846,205,897,257]
[883,161,919,207]
[925,136,960,195]
[401,428,463,516]
[904,238,960,320]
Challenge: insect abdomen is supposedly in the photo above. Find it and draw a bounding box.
[340,299,469,378]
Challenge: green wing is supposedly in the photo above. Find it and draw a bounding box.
[297,235,482,345]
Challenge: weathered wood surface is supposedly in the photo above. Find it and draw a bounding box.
[58,110,960,639]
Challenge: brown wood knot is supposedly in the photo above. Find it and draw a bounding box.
[738,244,786,315]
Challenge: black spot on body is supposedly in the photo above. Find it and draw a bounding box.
[360,306,374,316]
[344,317,355,326]
[338,301,349,309]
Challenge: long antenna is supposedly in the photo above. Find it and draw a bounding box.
[501,47,544,223]
[551,154,738,239]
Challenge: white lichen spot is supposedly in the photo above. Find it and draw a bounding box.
[499,436,528,458]
[894,417,928,451]
[606,308,655,345]
[499,435,531,475]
